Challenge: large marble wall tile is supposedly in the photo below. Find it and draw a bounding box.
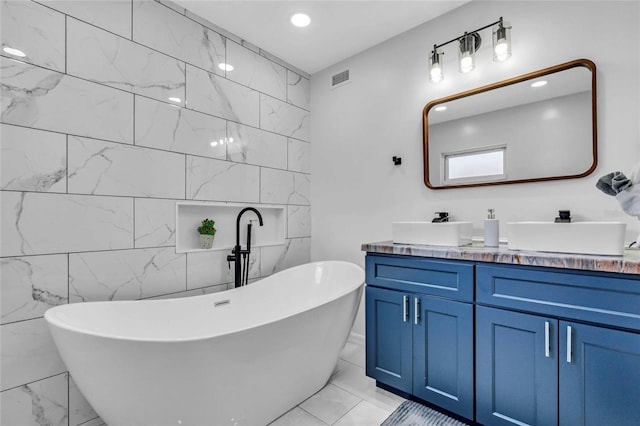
[1,124,66,192]
[69,247,186,302]
[261,238,311,276]
[67,18,185,103]
[37,0,132,39]
[69,376,98,426]
[259,94,310,141]
[1,0,65,71]
[259,48,309,80]
[133,1,225,74]
[186,65,259,127]
[134,198,177,248]
[68,136,185,198]
[287,70,310,110]
[288,138,311,174]
[227,122,287,169]
[1,373,68,426]
[0,318,66,391]
[1,254,68,325]
[186,250,260,289]
[226,41,286,100]
[184,9,242,47]
[186,156,259,202]
[287,206,311,238]
[135,96,226,159]
[1,58,134,144]
[1,192,133,257]
[260,168,310,205]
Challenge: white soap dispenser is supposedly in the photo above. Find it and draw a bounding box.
[484,209,499,247]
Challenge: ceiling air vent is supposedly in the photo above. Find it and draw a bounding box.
[331,69,350,88]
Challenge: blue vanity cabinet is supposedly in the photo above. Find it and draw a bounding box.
[413,294,474,419]
[560,322,640,426]
[476,306,559,426]
[476,263,640,426]
[365,285,413,393]
[365,254,474,419]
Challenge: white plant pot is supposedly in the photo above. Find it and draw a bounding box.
[199,234,214,249]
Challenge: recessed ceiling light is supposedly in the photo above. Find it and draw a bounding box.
[291,13,310,27]
[3,46,26,57]
[531,80,548,88]
[435,106,447,112]
[218,63,234,71]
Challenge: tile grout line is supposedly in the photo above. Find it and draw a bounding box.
[295,405,334,426]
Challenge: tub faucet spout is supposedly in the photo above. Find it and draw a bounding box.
[227,207,264,288]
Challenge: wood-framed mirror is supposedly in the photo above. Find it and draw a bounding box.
[423,59,597,189]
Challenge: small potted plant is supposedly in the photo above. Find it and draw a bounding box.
[197,218,216,249]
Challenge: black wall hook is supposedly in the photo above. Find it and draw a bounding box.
[392,156,402,165]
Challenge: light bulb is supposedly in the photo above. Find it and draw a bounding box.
[430,64,443,82]
[460,54,474,73]
[429,48,444,83]
[494,39,509,61]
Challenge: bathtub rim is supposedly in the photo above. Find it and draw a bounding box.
[44,260,364,343]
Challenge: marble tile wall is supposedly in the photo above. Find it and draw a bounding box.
[0,1,311,424]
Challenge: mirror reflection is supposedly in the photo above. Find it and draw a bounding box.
[423,59,597,189]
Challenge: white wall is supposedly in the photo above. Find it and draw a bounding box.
[310,1,640,335]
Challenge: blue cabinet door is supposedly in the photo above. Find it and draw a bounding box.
[365,286,413,392]
[560,322,640,426]
[413,296,474,419]
[476,306,558,426]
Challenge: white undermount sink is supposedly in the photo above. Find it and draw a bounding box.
[392,221,473,247]
[507,221,627,256]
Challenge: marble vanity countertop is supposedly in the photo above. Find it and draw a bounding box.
[362,241,640,275]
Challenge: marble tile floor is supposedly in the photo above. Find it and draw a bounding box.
[268,334,406,426]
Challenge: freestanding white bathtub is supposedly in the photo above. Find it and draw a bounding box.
[45,261,364,426]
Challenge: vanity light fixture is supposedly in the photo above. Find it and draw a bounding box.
[2,46,26,57]
[429,17,512,82]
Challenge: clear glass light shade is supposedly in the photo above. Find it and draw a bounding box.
[492,21,512,62]
[458,34,476,73]
[429,50,444,82]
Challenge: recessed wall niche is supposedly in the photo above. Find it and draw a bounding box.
[175,202,286,253]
